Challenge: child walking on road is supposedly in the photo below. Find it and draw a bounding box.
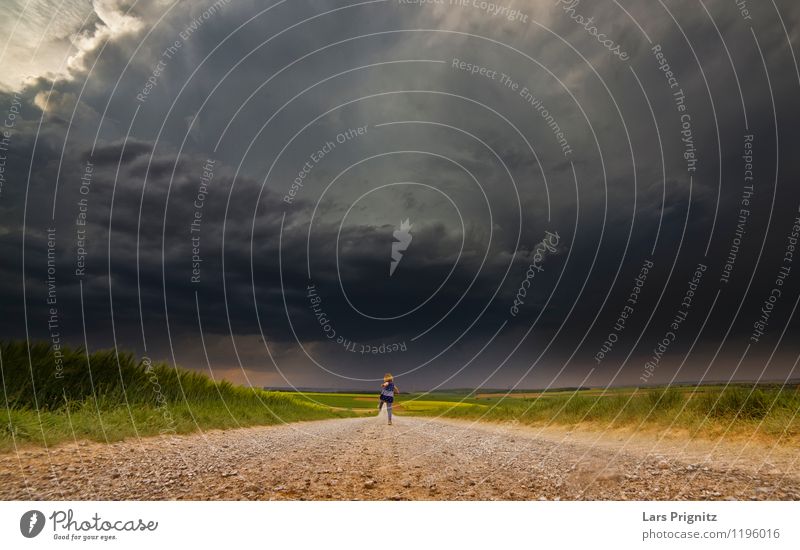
[378,373,398,425]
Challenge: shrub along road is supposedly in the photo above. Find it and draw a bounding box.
[1,416,798,500]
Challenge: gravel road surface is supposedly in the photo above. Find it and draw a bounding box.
[2,416,798,500]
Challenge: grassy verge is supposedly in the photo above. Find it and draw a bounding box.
[399,386,800,444]
[292,392,378,410]
[0,341,354,452]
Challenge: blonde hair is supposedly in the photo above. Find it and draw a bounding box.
[383,373,393,383]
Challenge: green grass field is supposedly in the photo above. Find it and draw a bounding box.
[285,384,800,444]
[293,392,378,410]
[4,340,799,451]
[393,385,800,443]
[0,341,353,452]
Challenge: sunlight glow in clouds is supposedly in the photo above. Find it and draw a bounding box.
[0,0,144,91]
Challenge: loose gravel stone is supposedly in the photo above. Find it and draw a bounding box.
[1,417,797,500]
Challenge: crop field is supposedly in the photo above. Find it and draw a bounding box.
[3,340,798,451]
[0,341,353,451]
[281,384,800,443]
[292,392,378,410]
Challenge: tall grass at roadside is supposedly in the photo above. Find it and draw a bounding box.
[0,341,352,451]
[403,385,800,442]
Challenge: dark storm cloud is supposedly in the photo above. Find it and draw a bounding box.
[1,0,800,389]
[89,139,152,165]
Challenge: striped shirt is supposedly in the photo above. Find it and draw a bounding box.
[380,382,395,402]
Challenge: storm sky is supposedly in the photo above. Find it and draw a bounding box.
[1,0,800,390]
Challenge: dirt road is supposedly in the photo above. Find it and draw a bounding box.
[2,416,798,500]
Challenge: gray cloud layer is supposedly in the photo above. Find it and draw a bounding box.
[1,0,799,389]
